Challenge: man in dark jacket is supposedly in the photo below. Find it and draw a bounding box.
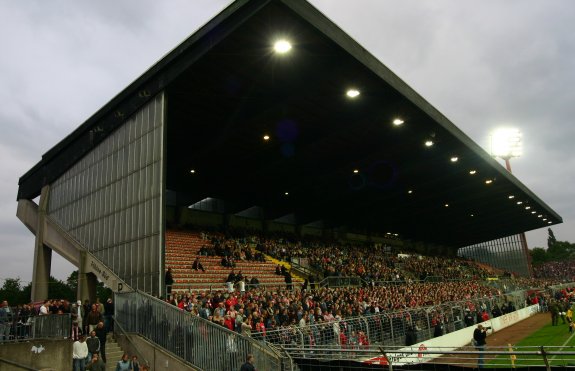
[86,330,100,362]
[473,324,488,368]
[240,353,256,371]
[94,322,107,363]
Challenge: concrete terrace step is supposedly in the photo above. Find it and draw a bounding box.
[104,338,124,371]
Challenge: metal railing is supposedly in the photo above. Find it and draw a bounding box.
[318,276,363,288]
[168,281,304,294]
[0,313,72,342]
[284,345,575,370]
[264,294,525,349]
[113,317,151,369]
[115,290,293,371]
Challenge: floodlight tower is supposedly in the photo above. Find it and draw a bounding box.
[489,128,533,277]
[490,128,523,172]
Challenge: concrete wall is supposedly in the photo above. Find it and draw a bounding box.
[116,333,200,371]
[369,304,541,366]
[0,339,72,371]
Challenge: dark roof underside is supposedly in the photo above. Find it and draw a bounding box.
[19,0,562,249]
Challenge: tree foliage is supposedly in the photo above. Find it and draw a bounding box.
[0,271,112,305]
[530,228,575,265]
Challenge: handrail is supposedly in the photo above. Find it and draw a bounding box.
[113,316,151,369]
[168,281,303,294]
[0,357,40,371]
[115,289,286,370]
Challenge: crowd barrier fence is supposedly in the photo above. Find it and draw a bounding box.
[115,290,294,371]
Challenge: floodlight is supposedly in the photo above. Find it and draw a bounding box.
[346,89,360,98]
[273,40,292,54]
[393,118,404,126]
[490,128,522,159]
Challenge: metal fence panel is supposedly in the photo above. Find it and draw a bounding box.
[264,294,526,350]
[115,291,291,371]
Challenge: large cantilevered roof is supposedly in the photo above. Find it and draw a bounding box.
[18,0,561,248]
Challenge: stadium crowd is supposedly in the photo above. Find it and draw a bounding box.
[533,260,575,281]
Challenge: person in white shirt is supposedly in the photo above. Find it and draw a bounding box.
[72,334,89,371]
[39,300,50,316]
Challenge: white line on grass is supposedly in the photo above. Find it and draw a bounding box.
[549,326,575,363]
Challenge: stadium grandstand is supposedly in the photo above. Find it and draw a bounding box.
[12,0,566,370]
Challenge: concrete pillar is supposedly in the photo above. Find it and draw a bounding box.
[78,251,98,303]
[31,186,52,302]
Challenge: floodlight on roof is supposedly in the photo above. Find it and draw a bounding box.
[490,128,522,159]
[393,118,404,126]
[508,195,515,199]
[485,179,493,184]
[425,140,434,147]
[273,39,292,54]
[450,156,458,162]
[346,89,360,98]
[469,170,477,175]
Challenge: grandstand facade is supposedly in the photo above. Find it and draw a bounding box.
[17,0,560,303]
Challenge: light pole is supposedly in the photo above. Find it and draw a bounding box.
[489,128,533,277]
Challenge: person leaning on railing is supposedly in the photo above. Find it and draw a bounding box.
[0,300,13,342]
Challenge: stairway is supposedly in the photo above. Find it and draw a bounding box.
[105,334,124,371]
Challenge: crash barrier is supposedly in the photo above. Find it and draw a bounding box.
[115,290,294,371]
[264,294,527,349]
[0,312,72,342]
[286,345,575,369]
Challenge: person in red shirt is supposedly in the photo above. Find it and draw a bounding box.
[224,314,235,331]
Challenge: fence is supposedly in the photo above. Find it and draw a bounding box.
[264,294,526,349]
[284,345,575,370]
[0,312,72,342]
[115,290,293,371]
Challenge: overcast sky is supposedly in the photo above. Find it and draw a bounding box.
[1,0,574,285]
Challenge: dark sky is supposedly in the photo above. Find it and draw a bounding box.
[1,0,573,283]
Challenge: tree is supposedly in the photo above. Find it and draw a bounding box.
[48,276,75,302]
[547,241,575,261]
[0,278,27,305]
[547,228,557,249]
[530,247,547,265]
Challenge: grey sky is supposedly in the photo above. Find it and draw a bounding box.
[1,0,574,285]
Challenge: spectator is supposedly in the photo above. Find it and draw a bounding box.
[192,257,206,272]
[131,355,141,371]
[86,352,105,371]
[104,298,114,333]
[72,300,85,332]
[165,267,174,296]
[115,353,131,371]
[72,334,89,371]
[240,353,256,371]
[86,330,100,363]
[0,300,12,342]
[95,321,107,363]
[86,304,103,333]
